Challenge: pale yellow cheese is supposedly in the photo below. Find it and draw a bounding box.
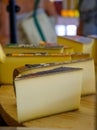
[0,54,71,84]
[57,35,94,55]
[4,46,64,54]
[3,45,74,55]
[15,59,96,96]
[14,67,83,123]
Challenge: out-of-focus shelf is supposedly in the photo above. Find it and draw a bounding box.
[57,16,79,26]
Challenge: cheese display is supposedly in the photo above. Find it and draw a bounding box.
[0,52,91,85]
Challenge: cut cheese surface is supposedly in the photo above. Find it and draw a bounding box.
[14,67,83,123]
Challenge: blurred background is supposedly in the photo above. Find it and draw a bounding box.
[53,0,79,36]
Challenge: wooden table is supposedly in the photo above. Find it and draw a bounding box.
[0,85,96,130]
[0,127,72,130]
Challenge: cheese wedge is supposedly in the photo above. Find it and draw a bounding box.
[14,58,96,96]
[4,45,65,54]
[14,67,83,123]
[57,35,94,55]
[0,52,90,85]
[0,54,71,84]
[3,44,74,55]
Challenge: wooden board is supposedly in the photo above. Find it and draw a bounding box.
[0,85,96,130]
[0,127,70,130]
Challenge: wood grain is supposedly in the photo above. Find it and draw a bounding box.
[0,85,96,130]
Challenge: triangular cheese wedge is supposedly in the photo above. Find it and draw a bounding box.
[14,67,83,123]
[14,58,96,96]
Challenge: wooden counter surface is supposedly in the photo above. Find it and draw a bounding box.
[0,85,96,130]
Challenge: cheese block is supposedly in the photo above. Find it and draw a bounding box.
[88,35,97,65]
[0,44,6,63]
[4,44,65,54]
[57,35,94,56]
[14,58,96,96]
[3,44,74,55]
[14,66,83,123]
[0,53,71,84]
